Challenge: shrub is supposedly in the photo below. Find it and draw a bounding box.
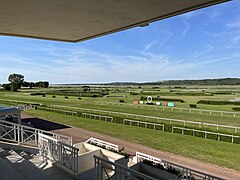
[52,95,56,98]
[130,92,138,95]
[197,100,240,105]
[2,84,11,91]
[232,107,240,111]
[65,96,68,99]
[119,99,124,103]
[140,96,184,103]
[30,92,45,96]
[189,104,197,108]
[42,94,46,97]
[78,97,81,100]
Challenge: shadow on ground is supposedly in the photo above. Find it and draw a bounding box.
[21,118,70,131]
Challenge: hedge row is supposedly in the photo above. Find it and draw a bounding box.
[232,107,240,111]
[197,100,240,105]
[140,96,184,103]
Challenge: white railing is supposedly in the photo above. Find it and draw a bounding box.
[17,105,36,111]
[38,133,79,175]
[82,113,113,122]
[53,105,240,133]
[136,152,224,180]
[94,155,157,180]
[172,126,240,143]
[123,119,240,144]
[95,101,240,117]
[37,106,113,122]
[0,119,72,146]
[123,119,164,130]
[86,137,119,152]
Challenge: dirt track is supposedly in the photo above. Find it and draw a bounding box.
[22,114,240,179]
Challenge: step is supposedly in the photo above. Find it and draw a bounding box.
[3,149,50,180]
[0,157,25,180]
[28,154,73,180]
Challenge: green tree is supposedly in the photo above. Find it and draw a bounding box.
[8,73,24,91]
[2,83,11,91]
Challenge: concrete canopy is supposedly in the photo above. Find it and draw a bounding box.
[0,106,20,116]
[0,0,229,42]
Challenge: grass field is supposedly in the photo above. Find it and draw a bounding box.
[1,85,240,171]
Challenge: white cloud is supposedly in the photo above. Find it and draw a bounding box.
[180,11,200,19]
[183,21,190,36]
[144,40,158,51]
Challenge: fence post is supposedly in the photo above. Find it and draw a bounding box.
[232,135,234,143]
[218,133,220,141]
[205,131,207,138]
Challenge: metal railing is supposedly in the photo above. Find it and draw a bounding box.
[86,137,119,152]
[0,119,72,146]
[38,133,79,175]
[136,152,224,180]
[94,155,157,180]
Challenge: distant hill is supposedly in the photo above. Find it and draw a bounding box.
[108,78,240,86]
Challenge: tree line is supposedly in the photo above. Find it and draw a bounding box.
[1,73,49,91]
[108,78,240,86]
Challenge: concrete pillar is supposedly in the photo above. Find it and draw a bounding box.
[18,111,21,124]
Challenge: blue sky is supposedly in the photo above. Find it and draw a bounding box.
[0,1,240,84]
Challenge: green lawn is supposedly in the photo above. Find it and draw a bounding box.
[25,110,240,171]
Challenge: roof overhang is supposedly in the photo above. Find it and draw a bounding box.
[0,0,230,42]
[0,106,20,116]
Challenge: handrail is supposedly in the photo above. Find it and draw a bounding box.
[136,152,224,180]
[86,137,119,152]
[38,133,79,175]
[0,119,72,145]
[94,155,157,180]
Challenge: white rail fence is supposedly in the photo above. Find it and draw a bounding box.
[123,119,165,131]
[172,126,240,143]
[136,152,224,180]
[123,119,240,143]
[0,119,72,146]
[95,101,240,117]
[53,105,240,133]
[94,155,156,180]
[17,105,36,111]
[82,113,113,122]
[37,106,114,122]
[86,137,119,152]
[38,133,79,175]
